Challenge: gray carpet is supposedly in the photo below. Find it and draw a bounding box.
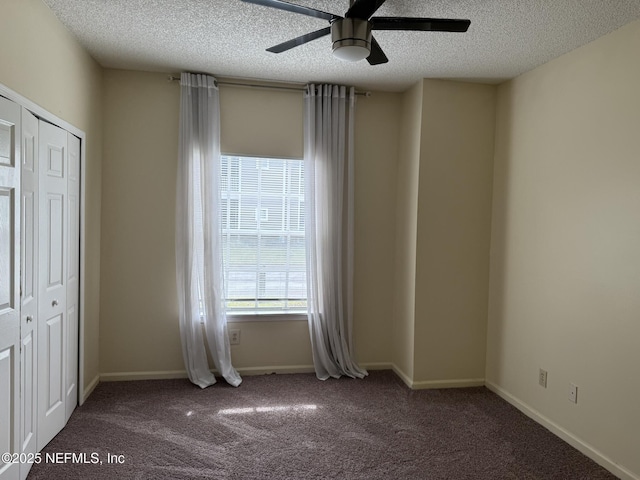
[28,371,616,479]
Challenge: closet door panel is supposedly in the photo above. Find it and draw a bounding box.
[19,108,38,480]
[37,121,67,451]
[0,95,21,480]
[65,132,79,421]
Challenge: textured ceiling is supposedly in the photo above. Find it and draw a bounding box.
[42,0,640,92]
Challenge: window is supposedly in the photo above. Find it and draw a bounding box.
[220,155,306,315]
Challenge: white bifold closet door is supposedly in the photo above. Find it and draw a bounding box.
[36,120,67,451]
[19,108,38,480]
[0,98,80,480]
[0,95,21,480]
[65,132,79,423]
[36,120,79,451]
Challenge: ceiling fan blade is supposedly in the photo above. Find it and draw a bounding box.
[346,0,387,20]
[241,0,336,21]
[367,36,388,65]
[266,27,332,53]
[371,17,471,32]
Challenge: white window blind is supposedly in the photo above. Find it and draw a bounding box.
[221,155,306,314]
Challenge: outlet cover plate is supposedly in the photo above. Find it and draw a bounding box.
[539,369,548,388]
[569,383,578,403]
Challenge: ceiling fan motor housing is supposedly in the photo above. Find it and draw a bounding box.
[331,18,372,60]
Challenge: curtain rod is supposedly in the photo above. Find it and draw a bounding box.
[167,75,371,97]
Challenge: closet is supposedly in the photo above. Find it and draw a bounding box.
[0,95,80,480]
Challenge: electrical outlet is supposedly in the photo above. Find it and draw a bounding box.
[569,383,578,404]
[229,329,240,345]
[539,369,548,388]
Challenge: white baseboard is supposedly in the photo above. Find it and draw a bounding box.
[486,381,638,480]
[99,364,485,391]
[100,370,189,382]
[237,365,315,376]
[386,363,484,390]
[99,365,317,382]
[80,374,100,405]
[390,363,414,388]
[360,362,393,371]
[98,363,482,390]
[412,378,486,389]
[98,364,405,382]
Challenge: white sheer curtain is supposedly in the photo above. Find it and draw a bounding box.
[176,72,241,388]
[304,84,367,380]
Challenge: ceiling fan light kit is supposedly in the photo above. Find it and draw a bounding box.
[241,0,470,65]
[331,18,372,62]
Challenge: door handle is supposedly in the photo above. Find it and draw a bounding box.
[26,316,33,323]
[52,300,59,307]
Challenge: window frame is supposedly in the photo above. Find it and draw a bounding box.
[220,153,307,321]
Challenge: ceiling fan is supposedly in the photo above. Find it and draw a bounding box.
[240,0,471,65]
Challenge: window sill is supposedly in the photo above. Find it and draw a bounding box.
[227,312,307,323]
[198,313,307,324]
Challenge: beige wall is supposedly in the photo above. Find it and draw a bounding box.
[391,80,495,386]
[100,72,495,386]
[100,70,400,376]
[392,81,422,380]
[0,0,103,393]
[487,18,640,479]
[220,84,304,158]
[414,80,495,383]
[353,91,400,364]
[100,71,183,374]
